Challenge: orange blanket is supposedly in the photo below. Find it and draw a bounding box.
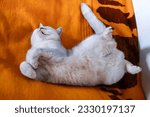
[0,0,145,99]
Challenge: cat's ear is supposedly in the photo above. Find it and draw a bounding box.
[102,26,113,39]
[39,23,44,28]
[56,27,62,35]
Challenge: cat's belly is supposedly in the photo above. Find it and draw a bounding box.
[37,56,105,86]
[35,49,126,86]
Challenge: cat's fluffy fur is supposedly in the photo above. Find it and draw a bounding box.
[20,3,142,86]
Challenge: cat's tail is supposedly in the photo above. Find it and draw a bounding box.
[81,3,106,34]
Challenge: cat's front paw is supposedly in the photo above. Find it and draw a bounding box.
[127,65,142,74]
[102,26,113,40]
[20,61,36,79]
[29,59,38,69]
[26,49,39,69]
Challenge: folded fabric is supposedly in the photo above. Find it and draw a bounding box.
[0,0,145,99]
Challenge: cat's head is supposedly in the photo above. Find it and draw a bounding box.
[31,23,62,46]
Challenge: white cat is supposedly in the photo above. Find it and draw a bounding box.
[19,3,142,86]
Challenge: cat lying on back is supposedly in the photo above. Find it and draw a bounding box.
[19,3,142,86]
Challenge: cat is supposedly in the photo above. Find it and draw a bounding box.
[19,3,142,86]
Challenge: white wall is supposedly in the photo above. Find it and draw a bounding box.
[132,0,150,99]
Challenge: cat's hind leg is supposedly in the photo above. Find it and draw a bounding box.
[20,61,36,79]
[125,60,142,74]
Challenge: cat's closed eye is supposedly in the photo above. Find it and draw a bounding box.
[40,28,50,35]
[40,30,47,35]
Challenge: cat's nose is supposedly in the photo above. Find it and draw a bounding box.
[39,23,43,28]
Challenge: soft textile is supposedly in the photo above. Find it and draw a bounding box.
[0,0,145,99]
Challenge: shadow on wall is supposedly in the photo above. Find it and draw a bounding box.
[140,47,150,99]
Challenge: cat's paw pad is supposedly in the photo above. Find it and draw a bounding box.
[128,65,142,74]
[105,27,113,33]
[20,61,36,79]
[102,26,113,39]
